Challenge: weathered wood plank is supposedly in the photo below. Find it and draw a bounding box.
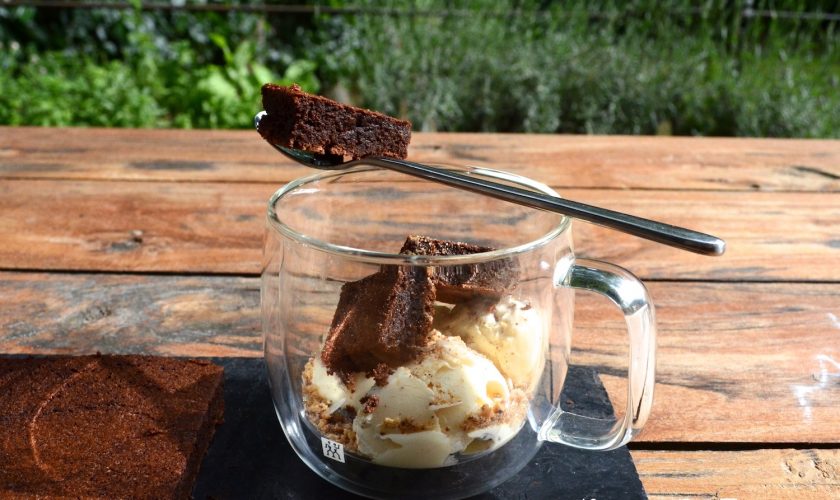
[0,180,272,274]
[2,127,838,191]
[2,273,838,444]
[631,449,840,499]
[0,273,260,357]
[575,281,840,443]
[0,126,312,183]
[0,179,836,280]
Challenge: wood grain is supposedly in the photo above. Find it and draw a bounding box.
[632,449,840,499]
[1,179,837,279]
[0,273,260,357]
[2,127,838,191]
[0,180,272,274]
[575,281,840,443]
[2,273,839,444]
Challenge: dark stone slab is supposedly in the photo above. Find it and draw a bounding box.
[194,358,646,499]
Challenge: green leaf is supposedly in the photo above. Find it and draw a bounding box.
[199,67,238,101]
[209,33,233,65]
[281,59,320,93]
[251,64,276,86]
[232,40,254,71]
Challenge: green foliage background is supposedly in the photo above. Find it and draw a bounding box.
[1,1,837,136]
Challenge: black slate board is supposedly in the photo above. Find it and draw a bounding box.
[193,358,646,500]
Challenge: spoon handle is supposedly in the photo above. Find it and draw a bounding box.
[367,157,726,256]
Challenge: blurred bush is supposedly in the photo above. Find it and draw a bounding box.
[307,0,839,137]
[0,1,319,128]
[0,0,837,137]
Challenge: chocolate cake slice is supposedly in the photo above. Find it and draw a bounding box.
[258,83,412,160]
[0,355,224,499]
[322,266,435,382]
[399,235,520,303]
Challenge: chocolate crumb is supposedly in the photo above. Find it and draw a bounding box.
[368,363,394,387]
[327,412,348,424]
[301,360,358,453]
[360,395,379,414]
[381,417,429,434]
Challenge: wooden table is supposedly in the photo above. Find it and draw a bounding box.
[1,127,839,498]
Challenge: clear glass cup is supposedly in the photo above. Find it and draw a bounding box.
[262,165,656,499]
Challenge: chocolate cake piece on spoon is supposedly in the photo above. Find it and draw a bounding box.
[258,83,412,160]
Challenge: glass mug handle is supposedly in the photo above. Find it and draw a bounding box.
[543,258,657,450]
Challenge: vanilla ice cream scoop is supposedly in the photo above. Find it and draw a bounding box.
[437,296,544,389]
[308,332,525,468]
[309,357,375,414]
[353,333,517,468]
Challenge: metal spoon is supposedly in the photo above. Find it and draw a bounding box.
[255,111,725,256]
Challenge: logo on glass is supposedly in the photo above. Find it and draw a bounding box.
[321,437,345,463]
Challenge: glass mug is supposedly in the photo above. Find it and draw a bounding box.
[262,165,656,499]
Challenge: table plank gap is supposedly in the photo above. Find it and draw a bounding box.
[632,449,840,499]
[2,268,840,285]
[630,442,840,451]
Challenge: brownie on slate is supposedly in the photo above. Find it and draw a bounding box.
[399,235,520,303]
[0,355,224,499]
[258,83,412,160]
